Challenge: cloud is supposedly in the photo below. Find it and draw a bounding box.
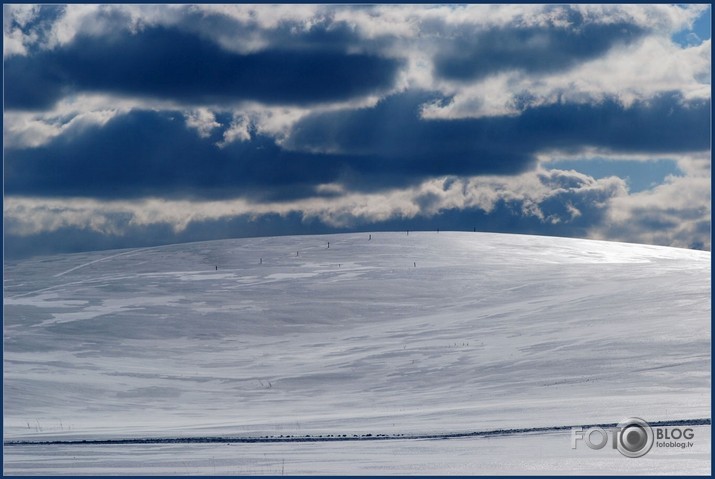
[4,109,353,200]
[285,90,708,176]
[4,25,403,111]
[3,167,626,252]
[6,5,704,55]
[422,38,710,119]
[184,108,221,139]
[2,4,710,257]
[3,4,66,57]
[6,5,708,117]
[433,17,645,82]
[4,163,707,258]
[218,114,252,146]
[5,89,708,202]
[3,107,120,149]
[594,168,711,250]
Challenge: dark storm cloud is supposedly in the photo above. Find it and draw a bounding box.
[433,10,646,81]
[286,91,539,183]
[4,110,348,200]
[5,90,709,200]
[286,90,710,170]
[511,92,710,153]
[4,25,402,110]
[3,5,710,257]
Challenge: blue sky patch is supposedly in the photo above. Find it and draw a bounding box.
[673,5,711,46]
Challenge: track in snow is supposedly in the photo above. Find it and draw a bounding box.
[52,247,153,278]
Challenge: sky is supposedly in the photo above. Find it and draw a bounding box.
[3,4,711,258]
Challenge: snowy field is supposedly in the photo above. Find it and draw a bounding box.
[5,426,711,475]
[3,232,711,474]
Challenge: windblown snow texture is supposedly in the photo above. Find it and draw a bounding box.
[3,232,710,473]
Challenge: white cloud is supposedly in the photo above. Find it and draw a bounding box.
[3,114,62,149]
[4,108,119,149]
[185,108,221,139]
[594,169,711,250]
[3,4,41,57]
[45,4,100,49]
[534,150,711,249]
[218,115,251,146]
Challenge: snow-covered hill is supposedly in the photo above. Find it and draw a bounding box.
[3,232,710,474]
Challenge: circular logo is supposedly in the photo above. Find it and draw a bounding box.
[616,417,654,458]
